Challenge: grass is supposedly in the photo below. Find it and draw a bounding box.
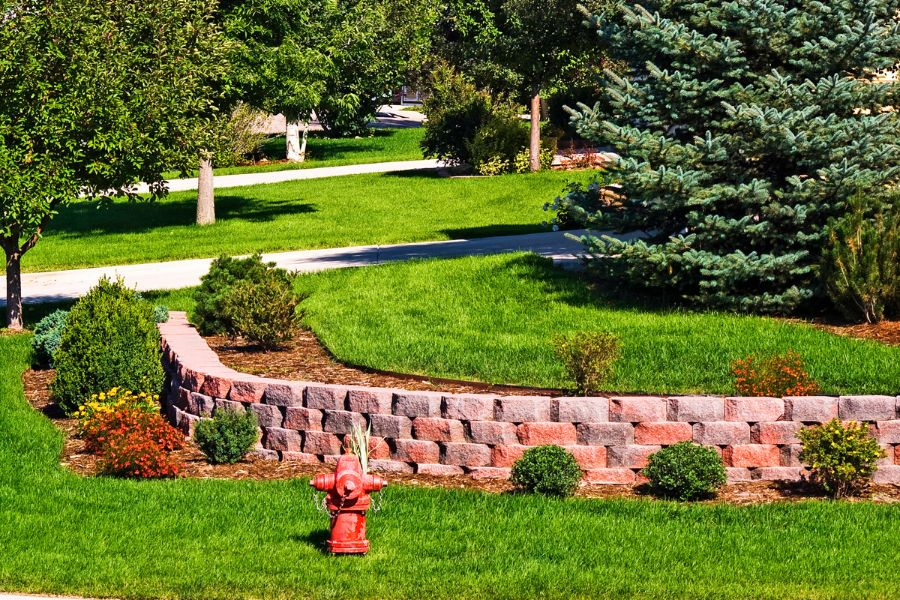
[0,333,898,599]
[163,128,426,178]
[22,170,577,272]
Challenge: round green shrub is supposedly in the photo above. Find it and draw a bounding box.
[194,409,259,464]
[511,445,582,497]
[193,254,283,336]
[152,305,170,323]
[642,442,726,500]
[32,309,69,368]
[50,278,164,414]
[798,418,885,498]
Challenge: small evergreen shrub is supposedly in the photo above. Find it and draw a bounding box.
[194,410,258,464]
[821,195,899,324]
[731,349,820,397]
[798,419,885,498]
[194,254,277,335]
[511,445,582,497]
[642,442,726,501]
[152,305,170,323]
[31,309,68,368]
[220,273,302,349]
[553,331,620,395]
[51,278,164,414]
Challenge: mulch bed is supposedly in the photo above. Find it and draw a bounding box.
[808,319,900,346]
[21,368,900,504]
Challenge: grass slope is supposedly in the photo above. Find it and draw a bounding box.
[23,170,577,272]
[292,254,900,395]
[0,334,898,599]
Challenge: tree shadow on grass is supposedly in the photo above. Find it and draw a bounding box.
[440,224,549,239]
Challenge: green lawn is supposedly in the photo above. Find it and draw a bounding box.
[23,170,577,272]
[164,128,425,178]
[1,333,898,599]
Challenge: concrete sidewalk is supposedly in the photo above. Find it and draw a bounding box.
[5,230,602,304]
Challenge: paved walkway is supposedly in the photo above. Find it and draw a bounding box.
[5,230,605,304]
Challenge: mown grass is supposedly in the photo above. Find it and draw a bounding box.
[23,170,578,272]
[287,254,900,395]
[0,333,898,599]
[164,128,425,178]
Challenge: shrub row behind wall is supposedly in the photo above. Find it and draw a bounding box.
[159,313,900,484]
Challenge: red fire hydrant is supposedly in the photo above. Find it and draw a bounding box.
[310,455,387,554]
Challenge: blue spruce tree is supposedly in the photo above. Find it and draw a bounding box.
[562,1,900,312]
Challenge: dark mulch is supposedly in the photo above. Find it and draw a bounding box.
[21,368,900,504]
[809,319,900,346]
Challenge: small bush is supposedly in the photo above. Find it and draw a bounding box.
[194,254,277,336]
[80,404,183,455]
[731,349,820,397]
[220,273,302,349]
[194,410,258,465]
[51,278,164,414]
[511,445,582,497]
[98,430,181,478]
[553,331,620,395]
[513,146,555,173]
[421,64,493,166]
[798,419,885,498]
[468,112,529,175]
[642,442,726,500]
[152,305,170,323]
[75,388,159,434]
[821,194,899,323]
[32,309,68,368]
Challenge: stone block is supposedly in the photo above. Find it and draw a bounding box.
[873,465,900,484]
[263,428,302,452]
[442,442,492,467]
[417,463,465,476]
[413,417,466,442]
[228,378,266,404]
[249,403,283,428]
[751,422,802,445]
[583,468,635,484]
[369,414,412,439]
[725,397,785,422]
[838,396,896,421]
[784,396,838,422]
[725,467,753,482]
[723,445,780,468]
[263,381,305,407]
[323,410,366,435]
[491,445,530,468]
[305,385,349,411]
[393,392,443,417]
[667,396,724,422]
[283,407,323,431]
[495,396,552,422]
[634,422,692,445]
[213,399,245,415]
[576,422,634,446]
[468,467,511,480]
[392,439,440,463]
[875,421,900,444]
[443,394,496,421]
[189,392,214,417]
[183,368,205,393]
[753,467,805,481]
[369,459,415,474]
[469,421,518,445]
[281,451,320,464]
[369,440,392,460]
[896,445,900,466]
[348,388,394,414]
[780,444,803,467]
[247,449,279,461]
[179,412,200,436]
[607,445,660,468]
[303,431,343,456]
[552,397,609,423]
[609,397,666,423]
[692,422,750,445]
[199,374,232,399]
[516,422,577,446]
[564,445,607,469]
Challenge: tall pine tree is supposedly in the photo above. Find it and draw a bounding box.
[563,1,900,312]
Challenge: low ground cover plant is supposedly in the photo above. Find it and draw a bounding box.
[642,442,726,501]
[799,419,885,499]
[731,349,820,397]
[511,445,582,497]
[553,331,620,395]
[50,278,164,414]
[194,410,258,465]
[31,309,68,368]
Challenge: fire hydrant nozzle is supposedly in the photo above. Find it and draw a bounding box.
[310,455,387,554]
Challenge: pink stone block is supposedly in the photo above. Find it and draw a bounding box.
[281,451,320,464]
[323,410,366,435]
[838,396,896,421]
[413,417,466,442]
[393,392,443,417]
[725,397,785,422]
[199,374,232,399]
[609,397,666,423]
[263,427,302,452]
[417,463,465,476]
[896,445,900,466]
[262,381,305,407]
[283,407,322,431]
[189,392,214,417]
[666,396,724,422]
[751,422,802,445]
[179,413,201,437]
[552,397,609,423]
[392,439,440,463]
[248,448,279,461]
[249,403,283,428]
[348,388,393,414]
[369,414,412,439]
[228,379,266,403]
[753,467,806,481]
[692,422,750,445]
[725,467,753,482]
[723,445,780,468]
[442,442,491,467]
[369,438,392,460]
[607,445,660,468]
[442,394,496,421]
[305,385,348,410]
[781,444,803,467]
[634,422,692,445]
[564,445,607,469]
[491,445,530,467]
[577,422,634,446]
[213,399,245,415]
[583,468,636,484]
[469,421,518,445]
[873,465,900,484]
[469,467,511,480]
[516,422,577,446]
[875,421,900,444]
[369,459,414,474]
[495,396,552,422]
[303,431,343,456]
[784,396,838,422]
[183,368,205,393]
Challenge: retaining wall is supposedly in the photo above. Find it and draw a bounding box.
[159,312,900,484]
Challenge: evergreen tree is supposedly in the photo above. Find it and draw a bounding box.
[562,1,900,312]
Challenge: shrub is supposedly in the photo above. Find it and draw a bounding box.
[32,309,68,368]
[642,442,726,501]
[51,278,164,414]
[80,404,183,455]
[468,112,529,175]
[513,146,555,174]
[821,194,899,324]
[731,349,820,397]
[152,305,170,323]
[798,419,886,498]
[220,273,302,349]
[511,445,582,497]
[98,430,181,479]
[194,409,258,465]
[421,64,493,166]
[75,388,159,434]
[553,331,620,395]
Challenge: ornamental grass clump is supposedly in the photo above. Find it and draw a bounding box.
[511,445,582,497]
[731,349,820,397]
[194,410,258,465]
[798,419,885,499]
[642,442,726,501]
[553,331,620,395]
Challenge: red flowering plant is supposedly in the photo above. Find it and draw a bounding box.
[81,405,183,455]
[731,350,821,397]
[98,429,181,478]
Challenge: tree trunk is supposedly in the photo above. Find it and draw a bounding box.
[286,120,306,162]
[196,152,215,226]
[529,85,542,172]
[299,122,309,161]
[3,239,23,331]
